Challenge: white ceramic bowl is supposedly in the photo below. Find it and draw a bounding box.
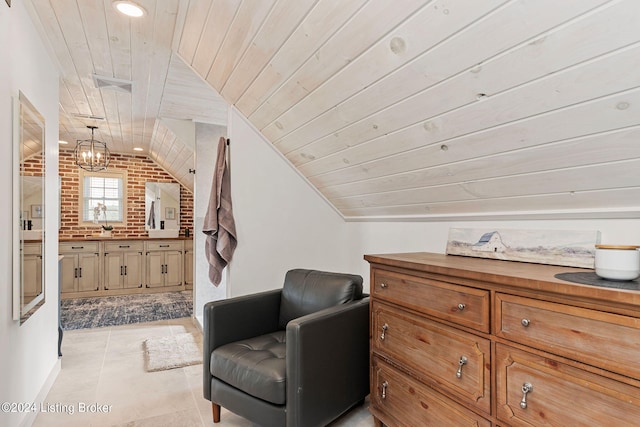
[594,245,640,281]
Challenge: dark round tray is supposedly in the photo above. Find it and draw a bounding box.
[555,272,640,290]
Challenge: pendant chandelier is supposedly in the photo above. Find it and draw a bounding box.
[74,125,111,171]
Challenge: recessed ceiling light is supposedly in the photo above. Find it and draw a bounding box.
[113,1,146,17]
[58,140,68,145]
[133,147,144,152]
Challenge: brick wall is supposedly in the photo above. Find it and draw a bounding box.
[59,151,193,239]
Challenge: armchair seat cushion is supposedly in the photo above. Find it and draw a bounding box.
[211,331,287,405]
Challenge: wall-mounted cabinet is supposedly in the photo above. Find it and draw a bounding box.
[59,239,191,298]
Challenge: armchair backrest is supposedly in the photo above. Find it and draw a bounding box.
[278,269,363,329]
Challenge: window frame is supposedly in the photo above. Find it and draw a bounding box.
[78,170,127,226]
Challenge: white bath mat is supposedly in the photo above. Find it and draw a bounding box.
[143,332,202,372]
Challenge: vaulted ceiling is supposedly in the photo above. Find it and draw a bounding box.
[26,0,640,220]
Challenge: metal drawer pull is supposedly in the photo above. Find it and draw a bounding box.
[520,383,533,409]
[457,303,465,311]
[521,319,531,327]
[380,282,388,289]
[381,381,388,400]
[380,323,388,340]
[456,356,468,379]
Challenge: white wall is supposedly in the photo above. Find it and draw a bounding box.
[226,108,352,296]
[345,219,640,290]
[0,2,60,427]
[194,122,227,324]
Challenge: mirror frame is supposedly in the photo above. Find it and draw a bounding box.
[13,91,46,323]
[145,182,180,230]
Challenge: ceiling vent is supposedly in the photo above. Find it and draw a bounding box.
[92,74,133,94]
[73,113,106,121]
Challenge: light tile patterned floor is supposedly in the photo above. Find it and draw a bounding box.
[33,318,373,427]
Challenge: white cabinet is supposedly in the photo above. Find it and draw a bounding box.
[23,242,43,299]
[145,241,183,288]
[103,241,144,290]
[184,239,193,290]
[59,242,101,293]
[59,239,192,297]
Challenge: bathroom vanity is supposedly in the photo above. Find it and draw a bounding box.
[59,237,193,298]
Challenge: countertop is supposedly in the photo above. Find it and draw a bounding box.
[59,236,193,242]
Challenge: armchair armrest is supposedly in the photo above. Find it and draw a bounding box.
[286,297,370,427]
[203,289,282,400]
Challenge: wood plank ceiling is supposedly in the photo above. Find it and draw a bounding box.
[27,0,640,220]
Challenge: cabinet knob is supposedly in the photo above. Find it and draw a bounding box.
[380,282,388,289]
[521,319,531,327]
[456,356,468,379]
[381,381,388,400]
[457,303,465,311]
[380,323,389,340]
[520,382,533,409]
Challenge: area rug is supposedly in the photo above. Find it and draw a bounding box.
[61,291,192,330]
[143,332,202,372]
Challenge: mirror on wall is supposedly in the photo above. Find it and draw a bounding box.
[13,91,45,323]
[145,182,180,230]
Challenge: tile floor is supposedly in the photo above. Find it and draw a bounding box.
[33,317,374,427]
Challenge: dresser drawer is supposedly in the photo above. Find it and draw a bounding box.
[104,241,144,252]
[59,242,100,253]
[496,293,640,379]
[372,301,491,413]
[373,269,490,332]
[371,355,490,427]
[145,241,183,251]
[496,344,640,427]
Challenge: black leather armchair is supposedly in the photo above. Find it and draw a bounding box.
[203,269,370,427]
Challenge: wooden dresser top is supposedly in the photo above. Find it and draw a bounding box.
[364,252,640,310]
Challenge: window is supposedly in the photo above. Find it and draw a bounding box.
[79,171,127,224]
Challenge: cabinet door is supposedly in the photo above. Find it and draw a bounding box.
[146,251,164,288]
[184,249,193,288]
[104,252,123,290]
[60,255,77,293]
[123,252,143,289]
[77,252,100,292]
[22,254,42,297]
[164,250,183,286]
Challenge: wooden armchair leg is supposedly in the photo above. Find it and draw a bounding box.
[212,402,221,423]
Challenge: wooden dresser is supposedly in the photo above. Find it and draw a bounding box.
[365,252,640,427]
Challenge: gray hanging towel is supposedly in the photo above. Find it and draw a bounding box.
[147,201,156,229]
[202,137,237,286]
